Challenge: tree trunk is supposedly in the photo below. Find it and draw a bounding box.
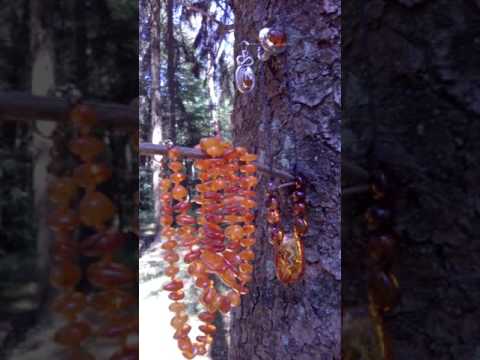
[229,1,341,359]
[342,1,480,359]
[166,0,176,141]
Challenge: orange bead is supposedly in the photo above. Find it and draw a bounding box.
[227,291,241,307]
[69,136,105,162]
[169,161,184,173]
[178,337,193,353]
[163,251,180,263]
[243,224,256,235]
[54,321,91,347]
[171,314,189,329]
[87,260,135,288]
[239,262,253,274]
[161,240,178,250]
[241,164,257,174]
[169,302,187,313]
[50,262,81,289]
[200,137,221,154]
[73,163,112,189]
[48,177,77,207]
[205,145,224,157]
[267,208,281,224]
[239,249,255,261]
[174,324,192,340]
[195,275,211,289]
[225,225,244,241]
[169,291,185,301]
[200,250,227,272]
[172,185,188,201]
[89,289,136,313]
[164,280,184,292]
[275,233,305,284]
[219,268,241,291]
[162,226,176,238]
[160,215,174,226]
[199,324,216,335]
[196,335,213,344]
[240,237,256,247]
[240,153,257,162]
[48,208,79,232]
[176,214,196,226]
[198,312,216,322]
[79,191,115,228]
[52,291,86,318]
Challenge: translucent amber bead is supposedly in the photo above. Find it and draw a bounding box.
[239,262,253,274]
[267,208,281,224]
[240,237,256,247]
[219,268,241,291]
[199,324,216,335]
[50,263,81,289]
[48,209,79,232]
[240,164,257,174]
[163,280,184,292]
[195,275,210,289]
[87,260,135,289]
[187,261,206,276]
[160,215,173,226]
[242,176,258,189]
[368,272,400,313]
[73,163,112,189]
[177,214,196,226]
[162,226,175,238]
[184,250,201,264]
[200,137,221,153]
[219,296,232,313]
[200,250,227,272]
[211,178,226,191]
[275,233,305,284]
[174,201,191,213]
[174,324,192,340]
[81,231,126,257]
[54,321,91,346]
[223,250,241,267]
[69,136,105,162]
[98,315,138,338]
[160,179,172,192]
[168,148,181,160]
[164,251,180,263]
[178,337,193,353]
[169,161,184,173]
[198,312,216,322]
[294,218,308,236]
[170,173,186,184]
[227,291,241,307]
[225,225,244,241]
[70,104,96,134]
[48,177,77,207]
[239,249,255,261]
[169,302,187,313]
[367,234,397,269]
[171,314,189,329]
[89,289,135,312]
[172,185,188,201]
[169,291,185,301]
[79,192,115,228]
[52,291,86,318]
[270,226,284,246]
[195,344,207,356]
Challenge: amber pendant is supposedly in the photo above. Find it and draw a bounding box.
[275,232,305,284]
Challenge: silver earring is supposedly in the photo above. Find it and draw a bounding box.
[235,43,256,94]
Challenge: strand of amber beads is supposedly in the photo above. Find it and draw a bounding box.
[365,170,399,360]
[69,103,136,359]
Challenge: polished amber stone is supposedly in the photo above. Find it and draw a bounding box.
[161,226,176,238]
[199,324,217,335]
[187,260,206,276]
[88,289,136,312]
[70,104,96,132]
[268,29,287,47]
[196,335,213,345]
[178,337,193,353]
[174,324,192,340]
[184,250,201,264]
[218,296,232,314]
[98,315,138,338]
[195,275,211,289]
[81,231,126,257]
[169,161,184,173]
[223,250,241,267]
[241,176,258,189]
[170,172,186,184]
[169,302,187,313]
[52,291,86,318]
[160,215,174,226]
[239,153,257,162]
[48,177,77,207]
[200,250,227,272]
[218,268,241,291]
[163,251,180,263]
[73,163,112,189]
[267,208,281,224]
[225,225,244,241]
[172,185,188,201]
[211,178,226,191]
[164,280,184,292]
[69,136,105,162]
[194,159,211,170]
[50,262,81,289]
[367,233,397,269]
[294,218,308,236]
[161,240,178,251]
[174,201,191,213]
[240,237,256,247]
[239,249,255,261]
[165,265,180,277]
[227,291,241,307]
[200,137,221,153]
[198,312,216,323]
[48,208,79,232]
[176,214,196,226]
[171,314,189,329]
[54,321,91,346]
[239,262,253,274]
[238,272,252,284]
[368,272,400,313]
[79,191,116,228]
[195,344,207,356]
[275,232,305,284]
[87,260,135,289]
[169,291,185,301]
[240,164,257,174]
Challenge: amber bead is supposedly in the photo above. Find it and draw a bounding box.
[368,272,400,313]
[164,266,179,278]
[169,161,184,173]
[223,250,241,267]
[268,29,287,47]
[211,178,226,191]
[176,214,196,226]
[184,250,201,264]
[240,237,256,247]
[219,296,232,313]
[48,177,77,207]
[174,201,191,213]
[275,233,305,284]
[48,209,79,232]
[227,291,241,307]
[81,231,126,256]
[239,249,255,261]
[50,263,81,289]
[270,225,284,246]
[52,291,86,318]
[238,272,252,284]
[70,104,96,133]
[200,137,221,153]
[169,291,185,301]
[87,260,135,288]
[195,159,211,170]
[73,163,112,189]
[239,153,256,162]
[201,250,227,272]
[195,344,207,356]
[198,312,216,323]
[164,280,184,292]
[164,251,180,263]
[242,224,255,236]
[171,314,189,329]
[267,208,281,224]
[54,321,91,346]
[218,268,241,291]
[79,191,116,228]
[294,218,308,236]
[172,185,188,201]
[174,324,192,340]
[168,148,181,160]
[205,214,224,223]
[367,233,397,269]
[196,335,213,344]
[195,275,211,289]
[178,337,193,353]
[241,176,258,189]
[161,240,178,251]
[89,289,135,313]
[169,302,187,313]
[225,225,244,241]
[162,226,175,238]
[170,172,186,184]
[187,261,206,276]
[99,315,138,338]
[69,136,105,162]
[241,164,257,174]
[199,324,217,335]
[239,262,253,274]
[160,215,174,226]
[203,191,222,201]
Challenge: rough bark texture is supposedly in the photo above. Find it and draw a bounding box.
[343,1,480,359]
[229,1,341,359]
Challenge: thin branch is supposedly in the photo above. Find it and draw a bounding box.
[139,142,295,180]
[0,92,137,128]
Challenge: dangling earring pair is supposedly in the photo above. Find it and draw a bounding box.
[235,28,287,94]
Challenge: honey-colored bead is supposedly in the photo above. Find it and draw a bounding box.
[238,272,252,284]
[169,161,184,173]
[205,145,224,158]
[69,136,105,162]
[239,262,253,274]
[161,240,178,250]
[223,250,241,267]
[50,263,81,289]
[198,312,216,323]
[195,275,211,289]
[188,261,206,276]
[240,237,256,247]
[79,191,115,228]
[240,164,257,174]
[54,321,91,347]
[171,314,189,329]
[177,214,196,226]
[169,291,185,301]
[162,226,175,238]
[88,289,135,313]
[225,225,244,241]
[218,268,241,291]
[184,250,201,264]
[160,215,174,226]
[239,153,257,162]
[275,233,305,284]
[200,250,227,272]
[169,302,187,313]
[163,251,180,263]
[163,280,184,292]
[165,265,180,277]
[48,177,77,207]
[174,324,192,340]
[239,249,255,261]
[160,178,172,192]
[178,337,193,353]
[199,324,217,335]
[73,163,112,189]
[241,176,258,189]
[87,260,135,288]
[243,224,256,235]
[195,344,207,356]
[170,172,186,183]
[172,185,188,201]
[227,291,241,307]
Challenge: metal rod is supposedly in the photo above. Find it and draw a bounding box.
[139,142,295,180]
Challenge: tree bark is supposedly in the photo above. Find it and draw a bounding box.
[229,1,341,359]
[166,0,176,141]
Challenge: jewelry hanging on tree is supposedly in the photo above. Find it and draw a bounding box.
[159,137,258,359]
[235,42,256,94]
[265,176,307,284]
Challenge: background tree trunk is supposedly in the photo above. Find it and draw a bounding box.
[229,1,341,359]
[343,1,480,359]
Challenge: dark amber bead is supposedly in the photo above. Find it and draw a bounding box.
[367,233,397,270]
[81,231,126,256]
[368,271,400,313]
[50,262,81,289]
[73,163,112,189]
[52,291,86,318]
[199,324,217,335]
[293,202,306,215]
[184,250,201,263]
[294,218,308,236]
[267,208,281,224]
[89,289,136,312]
[99,315,138,338]
[69,137,105,162]
[267,29,287,47]
[79,191,116,228]
[198,312,216,322]
[365,206,392,227]
[174,201,191,213]
[163,280,184,292]
[176,214,196,226]
[201,250,227,272]
[169,291,185,301]
[87,260,135,288]
[54,321,91,346]
[48,209,79,232]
